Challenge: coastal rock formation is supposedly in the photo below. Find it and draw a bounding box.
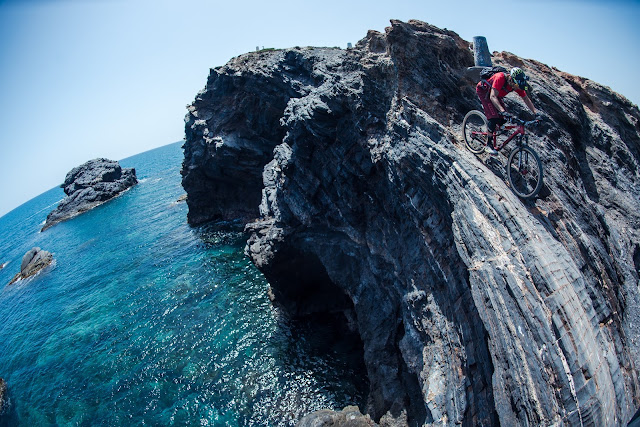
[8,247,53,285]
[42,158,137,231]
[297,406,376,426]
[182,20,640,425]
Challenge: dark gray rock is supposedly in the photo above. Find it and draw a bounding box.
[298,406,376,426]
[182,19,640,426]
[0,377,6,415]
[8,247,53,285]
[42,158,137,231]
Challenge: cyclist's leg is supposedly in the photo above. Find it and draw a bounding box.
[476,81,502,154]
[487,117,506,146]
[477,82,500,139]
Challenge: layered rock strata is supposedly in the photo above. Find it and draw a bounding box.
[8,247,53,285]
[182,20,640,425]
[42,158,137,231]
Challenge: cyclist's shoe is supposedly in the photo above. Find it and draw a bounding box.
[485,145,498,155]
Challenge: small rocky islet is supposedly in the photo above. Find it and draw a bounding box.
[41,158,137,232]
[7,247,53,286]
[4,159,134,286]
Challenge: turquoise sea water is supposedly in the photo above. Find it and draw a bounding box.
[0,142,367,426]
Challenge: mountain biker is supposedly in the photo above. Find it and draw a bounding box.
[476,67,538,154]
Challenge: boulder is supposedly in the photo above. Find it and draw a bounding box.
[182,19,640,426]
[0,377,6,415]
[298,406,376,427]
[42,158,137,231]
[8,247,53,285]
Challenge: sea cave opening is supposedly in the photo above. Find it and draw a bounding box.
[261,244,370,417]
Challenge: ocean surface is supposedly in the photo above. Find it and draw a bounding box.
[0,142,367,426]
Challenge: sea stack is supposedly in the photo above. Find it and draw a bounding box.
[8,247,53,285]
[42,158,137,231]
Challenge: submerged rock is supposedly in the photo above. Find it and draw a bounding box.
[42,158,137,231]
[183,19,640,426]
[0,377,6,415]
[8,247,53,285]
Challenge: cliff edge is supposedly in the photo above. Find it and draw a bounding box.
[182,20,640,425]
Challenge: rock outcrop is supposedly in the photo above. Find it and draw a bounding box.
[8,247,53,285]
[0,377,6,415]
[182,20,640,426]
[297,406,376,426]
[42,158,137,231]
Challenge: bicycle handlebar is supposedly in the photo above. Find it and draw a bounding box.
[508,117,540,127]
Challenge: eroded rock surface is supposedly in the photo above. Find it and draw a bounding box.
[297,406,376,426]
[42,158,137,231]
[182,19,640,426]
[7,247,53,285]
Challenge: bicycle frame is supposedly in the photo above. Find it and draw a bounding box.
[465,112,541,154]
[471,123,525,151]
[491,124,526,151]
[463,111,545,198]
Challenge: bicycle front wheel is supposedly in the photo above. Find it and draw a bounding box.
[507,145,543,199]
[462,110,488,154]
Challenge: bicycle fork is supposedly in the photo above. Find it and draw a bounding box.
[515,136,529,174]
[518,150,530,175]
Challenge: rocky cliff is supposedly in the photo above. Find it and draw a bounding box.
[182,20,640,426]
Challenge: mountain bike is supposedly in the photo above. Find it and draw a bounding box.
[462,110,544,199]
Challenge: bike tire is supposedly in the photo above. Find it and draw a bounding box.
[462,110,488,154]
[507,145,543,199]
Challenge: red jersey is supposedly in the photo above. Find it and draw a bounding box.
[489,72,527,98]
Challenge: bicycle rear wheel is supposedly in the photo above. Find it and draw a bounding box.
[462,110,488,154]
[507,145,543,199]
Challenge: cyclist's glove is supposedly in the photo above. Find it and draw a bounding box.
[500,111,513,119]
[535,113,544,121]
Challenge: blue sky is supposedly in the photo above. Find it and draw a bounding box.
[1,0,639,218]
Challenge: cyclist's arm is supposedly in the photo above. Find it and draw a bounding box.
[522,93,537,115]
[489,88,506,113]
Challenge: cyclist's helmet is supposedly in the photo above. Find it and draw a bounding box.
[510,67,530,91]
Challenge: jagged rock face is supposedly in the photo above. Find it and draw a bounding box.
[182,19,640,426]
[42,158,137,231]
